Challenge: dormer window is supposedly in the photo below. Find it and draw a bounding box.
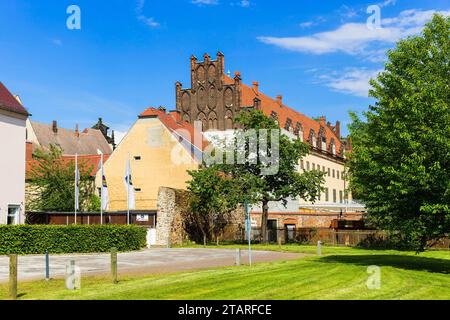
[330,139,336,155]
[295,122,303,141]
[285,118,292,133]
[270,111,278,124]
[309,129,317,148]
[321,137,327,151]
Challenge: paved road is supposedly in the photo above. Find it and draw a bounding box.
[0,248,300,283]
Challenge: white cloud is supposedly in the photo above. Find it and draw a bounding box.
[317,68,381,97]
[299,21,314,28]
[379,0,397,8]
[192,0,219,5]
[238,0,250,8]
[138,15,160,28]
[299,17,326,29]
[52,39,63,46]
[258,9,450,60]
[340,5,359,19]
[136,0,160,28]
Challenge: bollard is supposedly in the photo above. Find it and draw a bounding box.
[45,250,50,281]
[235,248,241,266]
[65,260,81,290]
[111,247,118,284]
[317,240,322,256]
[167,234,171,249]
[9,254,18,300]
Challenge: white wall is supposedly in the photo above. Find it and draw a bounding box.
[0,112,27,224]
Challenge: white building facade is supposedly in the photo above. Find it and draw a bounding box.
[0,83,29,225]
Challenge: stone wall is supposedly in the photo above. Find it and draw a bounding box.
[156,187,190,246]
[156,186,245,246]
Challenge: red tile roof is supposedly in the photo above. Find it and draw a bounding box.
[225,75,343,157]
[139,108,208,151]
[0,82,29,116]
[26,154,109,180]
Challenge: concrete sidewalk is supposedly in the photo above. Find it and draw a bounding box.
[0,248,301,282]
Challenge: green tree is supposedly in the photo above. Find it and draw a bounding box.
[27,145,98,212]
[217,109,324,243]
[348,14,450,251]
[187,166,243,245]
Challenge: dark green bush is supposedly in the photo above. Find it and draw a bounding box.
[0,225,147,255]
[357,232,419,251]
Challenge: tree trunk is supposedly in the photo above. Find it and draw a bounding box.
[261,200,269,244]
[203,233,207,247]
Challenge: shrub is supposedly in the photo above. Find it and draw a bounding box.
[357,233,419,251]
[0,225,147,255]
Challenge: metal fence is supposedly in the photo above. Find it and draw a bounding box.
[26,211,156,227]
[220,227,383,246]
[223,227,448,249]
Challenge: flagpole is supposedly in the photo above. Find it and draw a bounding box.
[245,200,252,267]
[100,153,103,225]
[127,154,130,225]
[74,153,78,225]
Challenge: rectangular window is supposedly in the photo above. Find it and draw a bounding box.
[134,188,142,192]
[333,189,337,203]
[337,171,340,180]
[7,205,20,225]
[332,169,336,178]
[306,161,310,171]
[328,168,331,177]
[312,163,316,170]
[342,171,345,180]
[134,156,142,161]
[322,166,325,172]
[339,191,343,204]
[300,160,304,170]
[325,188,329,202]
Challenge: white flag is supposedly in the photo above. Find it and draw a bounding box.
[98,155,109,211]
[74,154,80,211]
[124,158,135,210]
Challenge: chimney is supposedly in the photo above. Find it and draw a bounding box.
[276,95,283,106]
[318,116,326,127]
[335,121,341,138]
[75,124,79,138]
[234,71,241,85]
[52,121,58,134]
[170,110,181,122]
[253,81,259,94]
[26,142,33,161]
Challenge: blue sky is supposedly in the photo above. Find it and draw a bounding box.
[0,0,448,140]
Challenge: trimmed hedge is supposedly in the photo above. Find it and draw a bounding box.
[0,225,147,255]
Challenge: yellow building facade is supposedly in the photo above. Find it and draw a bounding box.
[96,108,201,212]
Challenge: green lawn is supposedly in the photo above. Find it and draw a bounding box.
[1,245,449,300]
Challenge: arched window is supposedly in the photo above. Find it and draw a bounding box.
[197,113,207,131]
[208,112,218,130]
[225,110,233,130]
